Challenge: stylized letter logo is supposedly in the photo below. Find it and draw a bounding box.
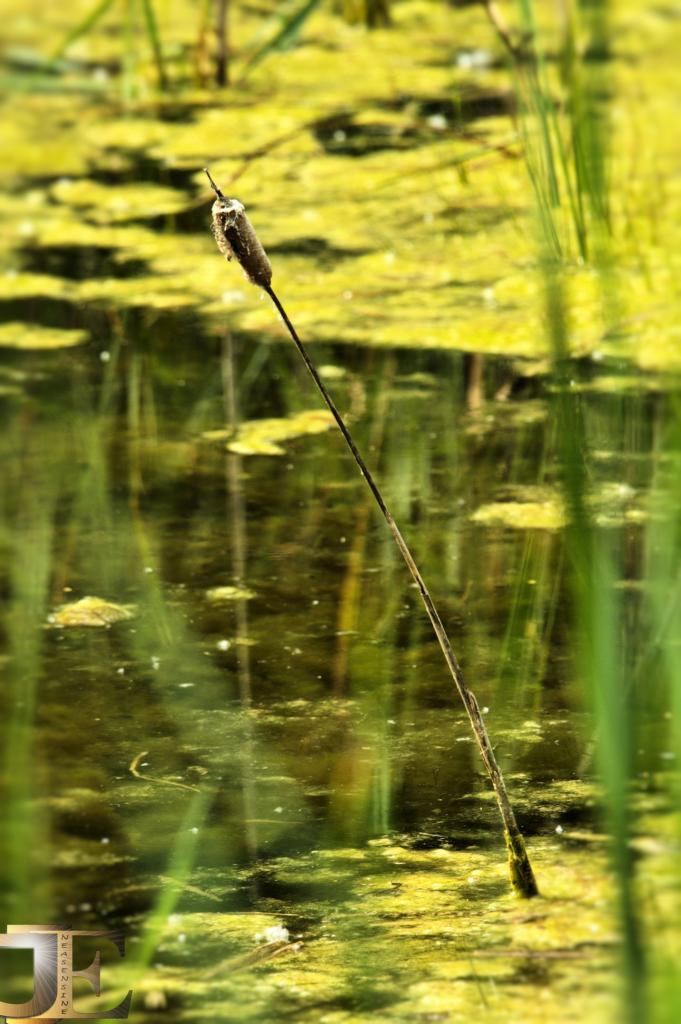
[0,924,132,1021]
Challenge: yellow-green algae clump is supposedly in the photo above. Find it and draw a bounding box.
[0,322,89,350]
[0,2,678,369]
[203,409,336,455]
[80,835,625,1024]
[48,595,135,627]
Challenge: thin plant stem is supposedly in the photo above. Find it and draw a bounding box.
[482,0,523,60]
[215,0,229,86]
[264,283,538,898]
[140,0,168,90]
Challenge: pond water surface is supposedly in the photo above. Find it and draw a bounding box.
[1,1,681,1020]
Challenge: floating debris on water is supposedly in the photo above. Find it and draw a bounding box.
[0,322,89,350]
[47,596,136,628]
[205,585,256,602]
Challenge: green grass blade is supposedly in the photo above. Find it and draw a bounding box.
[50,0,116,62]
[140,0,169,90]
[0,72,109,93]
[241,0,326,75]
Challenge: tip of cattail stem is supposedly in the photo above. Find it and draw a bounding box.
[204,167,225,199]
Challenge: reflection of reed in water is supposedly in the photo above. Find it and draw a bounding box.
[221,329,259,860]
[333,355,394,695]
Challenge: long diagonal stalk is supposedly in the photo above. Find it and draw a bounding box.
[204,168,538,897]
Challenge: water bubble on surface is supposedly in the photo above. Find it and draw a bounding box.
[256,925,290,944]
[456,48,491,70]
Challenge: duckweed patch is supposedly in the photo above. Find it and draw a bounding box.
[0,321,89,350]
[0,3,678,367]
[50,179,189,223]
[205,585,256,602]
[74,834,629,1023]
[471,499,567,532]
[48,595,136,627]
[204,409,336,456]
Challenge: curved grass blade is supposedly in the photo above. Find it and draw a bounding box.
[241,0,325,76]
[0,71,109,94]
[140,0,169,90]
[50,0,116,62]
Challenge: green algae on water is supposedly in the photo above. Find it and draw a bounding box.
[203,409,336,455]
[48,595,136,627]
[0,322,89,350]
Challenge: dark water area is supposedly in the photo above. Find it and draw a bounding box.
[0,310,672,1019]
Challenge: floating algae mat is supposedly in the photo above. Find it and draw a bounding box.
[49,749,680,1024]
[204,410,336,456]
[0,321,89,350]
[98,842,620,1024]
[0,3,679,366]
[47,595,136,627]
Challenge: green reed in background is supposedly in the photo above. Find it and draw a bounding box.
[643,400,681,1022]
[0,468,55,926]
[0,340,121,926]
[547,272,646,1023]
[488,0,613,263]
[507,0,650,1018]
[51,0,168,95]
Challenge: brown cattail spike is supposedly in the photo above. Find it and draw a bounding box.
[205,168,272,289]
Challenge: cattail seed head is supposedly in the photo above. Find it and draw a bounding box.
[205,169,272,289]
